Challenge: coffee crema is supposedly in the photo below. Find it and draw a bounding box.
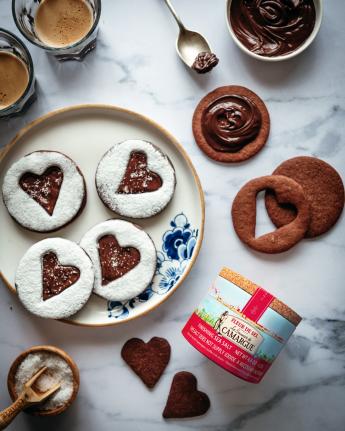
[0,52,29,110]
[201,94,262,153]
[35,0,93,48]
[230,0,316,57]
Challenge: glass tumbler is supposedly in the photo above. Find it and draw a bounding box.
[0,29,35,118]
[12,0,101,61]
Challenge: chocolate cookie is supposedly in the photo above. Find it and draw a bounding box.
[15,238,94,319]
[2,151,86,233]
[96,140,176,218]
[231,176,311,253]
[192,86,270,163]
[265,157,345,238]
[80,219,157,302]
[121,337,171,388]
[163,372,210,419]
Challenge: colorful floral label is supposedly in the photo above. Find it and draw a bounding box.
[182,270,299,383]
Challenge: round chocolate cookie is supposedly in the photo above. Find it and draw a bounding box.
[2,151,86,233]
[265,157,345,238]
[80,219,157,302]
[231,175,311,253]
[96,140,176,218]
[192,86,270,163]
[15,238,94,319]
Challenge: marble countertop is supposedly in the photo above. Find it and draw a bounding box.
[1,0,344,430]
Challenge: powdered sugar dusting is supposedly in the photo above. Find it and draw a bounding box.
[15,238,95,319]
[2,151,85,232]
[80,219,156,302]
[96,140,176,218]
[14,352,74,411]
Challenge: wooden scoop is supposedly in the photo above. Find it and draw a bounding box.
[0,366,61,430]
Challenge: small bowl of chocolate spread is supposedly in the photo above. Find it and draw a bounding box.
[226,0,323,61]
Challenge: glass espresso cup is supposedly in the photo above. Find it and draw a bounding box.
[0,29,36,118]
[12,0,101,61]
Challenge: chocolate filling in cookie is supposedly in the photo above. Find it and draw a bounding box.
[98,235,140,285]
[117,151,162,194]
[20,166,63,216]
[42,252,80,301]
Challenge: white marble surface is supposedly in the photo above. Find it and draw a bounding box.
[1,0,345,430]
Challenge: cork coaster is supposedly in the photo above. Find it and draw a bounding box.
[192,85,270,163]
[265,157,344,238]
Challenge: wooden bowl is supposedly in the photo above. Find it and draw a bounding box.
[7,345,80,416]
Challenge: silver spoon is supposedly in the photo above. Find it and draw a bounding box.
[163,0,217,71]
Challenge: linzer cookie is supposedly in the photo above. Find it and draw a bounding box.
[121,337,171,388]
[15,238,94,319]
[163,372,210,418]
[96,140,176,218]
[192,86,270,163]
[231,175,311,253]
[182,267,302,384]
[80,219,156,302]
[2,151,86,233]
[265,157,345,238]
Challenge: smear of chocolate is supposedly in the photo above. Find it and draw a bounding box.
[192,52,219,74]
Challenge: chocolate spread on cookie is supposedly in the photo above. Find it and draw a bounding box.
[98,235,140,285]
[42,252,80,301]
[117,152,162,194]
[192,52,219,74]
[201,94,262,152]
[20,166,63,215]
[230,0,316,57]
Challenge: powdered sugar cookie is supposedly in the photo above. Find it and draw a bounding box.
[15,238,94,319]
[95,140,176,218]
[2,151,86,233]
[80,219,157,302]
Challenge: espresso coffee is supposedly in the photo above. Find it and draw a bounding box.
[35,0,93,48]
[0,52,29,110]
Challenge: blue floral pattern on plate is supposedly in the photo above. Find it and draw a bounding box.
[107,213,198,319]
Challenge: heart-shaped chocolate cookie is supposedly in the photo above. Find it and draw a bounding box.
[117,151,162,194]
[121,337,171,388]
[98,235,140,285]
[20,166,63,216]
[42,252,80,301]
[163,372,210,418]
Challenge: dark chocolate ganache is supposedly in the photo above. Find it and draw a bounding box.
[42,252,80,301]
[192,52,219,74]
[230,0,316,57]
[98,235,140,285]
[20,166,63,215]
[117,151,162,194]
[201,94,262,152]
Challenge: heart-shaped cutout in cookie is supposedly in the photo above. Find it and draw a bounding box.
[42,252,80,301]
[98,235,140,285]
[163,371,210,418]
[117,151,162,194]
[121,337,171,388]
[20,166,63,216]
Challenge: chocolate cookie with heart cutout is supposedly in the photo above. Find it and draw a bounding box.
[80,219,157,302]
[2,151,86,233]
[15,238,94,319]
[96,140,176,218]
[163,372,210,419]
[121,337,171,388]
[231,175,311,253]
[265,157,344,238]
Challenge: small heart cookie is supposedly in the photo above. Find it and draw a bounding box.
[121,337,171,388]
[80,219,156,302]
[163,372,210,419]
[15,238,94,319]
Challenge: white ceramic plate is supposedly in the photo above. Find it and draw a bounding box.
[0,105,204,326]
